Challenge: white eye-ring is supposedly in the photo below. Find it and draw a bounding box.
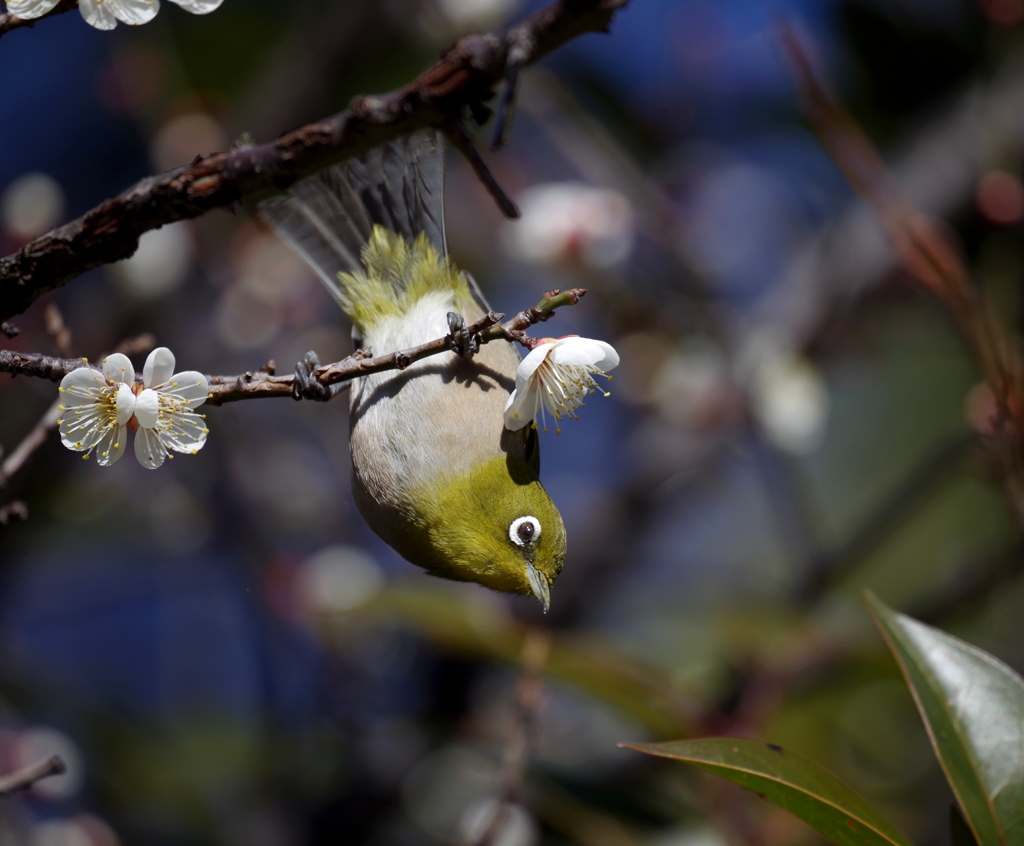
[509,516,541,547]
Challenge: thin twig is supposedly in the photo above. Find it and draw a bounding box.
[0,755,65,797]
[0,0,77,39]
[0,398,61,489]
[491,28,531,152]
[445,120,520,218]
[0,290,585,405]
[44,302,72,358]
[0,500,28,524]
[781,24,1024,527]
[0,0,629,323]
[472,630,549,846]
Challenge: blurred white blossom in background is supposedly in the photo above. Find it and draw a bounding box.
[31,815,120,846]
[151,111,229,172]
[457,799,538,846]
[298,544,384,615]
[436,0,517,29]
[13,726,84,799]
[503,182,634,268]
[739,331,829,455]
[0,172,64,242]
[110,222,194,301]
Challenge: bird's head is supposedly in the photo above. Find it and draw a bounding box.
[408,451,566,611]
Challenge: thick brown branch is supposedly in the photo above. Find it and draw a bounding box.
[0,0,629,323]
[0,350,85,382]
[0,0,77,38]
[0,755,65,797]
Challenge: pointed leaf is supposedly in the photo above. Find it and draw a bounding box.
[866,592,1024,846]
[621,738,911,846]
[951,804,980,846]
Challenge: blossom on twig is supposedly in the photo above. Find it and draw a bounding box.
[503,336,619,433]
[4,0,224,31]
[57,347,210,468]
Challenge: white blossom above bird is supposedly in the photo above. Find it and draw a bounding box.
[57,346,210,468]
[4,0,224,30]
[503,335,619,433]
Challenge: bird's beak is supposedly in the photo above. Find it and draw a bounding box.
[525,562,550,613]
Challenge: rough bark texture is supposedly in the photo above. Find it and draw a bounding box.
[0,0,630,323]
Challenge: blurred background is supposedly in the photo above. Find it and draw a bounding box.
[1,0,1022,843]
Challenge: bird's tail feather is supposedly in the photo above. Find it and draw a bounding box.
[258,129,448,312]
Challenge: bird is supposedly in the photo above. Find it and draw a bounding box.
[259,129,566,611]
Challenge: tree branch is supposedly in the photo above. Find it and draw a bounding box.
[0,0,78,39]
[781,24,1024,529]
[0,755,65,797]
[0,289,586,405]
[0,0,630,324]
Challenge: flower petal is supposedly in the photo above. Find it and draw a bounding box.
[59,367,106,405]
[503,385,542,431]
[102,353,135,385]
[78,0,119,29]
[165,371,209,408]
[133,388,160,429]
[134,426,167,469]
[110,0,159,24]
[5,0,61,19]
[548,337,619,371]
[95,425,128,466]
[143,346,175,389]
[514,343,554,391]
[167,0,223,11]
[115,382,137,425]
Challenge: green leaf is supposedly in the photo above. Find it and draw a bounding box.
[951,804,980,846]
[866,592,1024,846]
[620,738,911,846]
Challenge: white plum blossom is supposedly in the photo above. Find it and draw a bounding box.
[503,336,619,433]
[4,0,224,31]
[57,347,210,469]
[503,182,635,268]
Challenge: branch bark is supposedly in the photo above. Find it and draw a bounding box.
[0,289,586,404]
[0,0,78,39]
[0,755,65,797]
[0,0,630,324]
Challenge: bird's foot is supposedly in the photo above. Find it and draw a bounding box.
[447,312,480,357]
[292,351,338,401]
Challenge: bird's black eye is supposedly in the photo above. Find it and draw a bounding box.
[509,516,541,547]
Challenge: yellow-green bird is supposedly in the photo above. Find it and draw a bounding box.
[260,130,565,610]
